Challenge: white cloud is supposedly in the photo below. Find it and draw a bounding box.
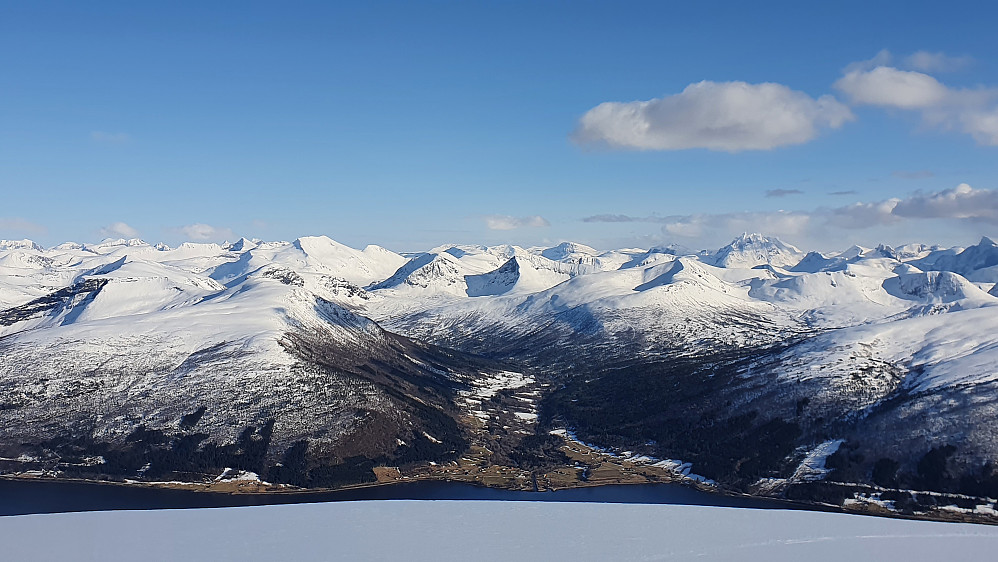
[844,49,971,75]
[98,221,140,238]
[588,184,998,249]
[483,215,550,230]
[904,51,973,73]
[834,66,949,109]
[823,183,998,227]
[0,217,47,235]
[956,107,998,145]
[572,80,853,152]
[91,131,131,143]
[661,211,812,240]
[834,55,998,145]
[827,199,902,229]
[892,183,998,222]
[177,223,235,241]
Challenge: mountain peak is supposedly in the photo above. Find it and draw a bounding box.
[91,238,148,249]
[293,235,349,254]
[226,237,258,252]
[0,239,43,251]
[733,232,767,245]
[540,241,598,261]
[711,233,802,269]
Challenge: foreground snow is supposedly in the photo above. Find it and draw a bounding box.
[1,501,996,561]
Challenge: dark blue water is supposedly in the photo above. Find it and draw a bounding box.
[0,478,793,516]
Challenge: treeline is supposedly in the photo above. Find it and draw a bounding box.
[828,440,998,499]
[539,350,802,488]
[35,401,467,489]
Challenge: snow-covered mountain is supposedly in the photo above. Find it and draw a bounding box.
[913,236,998,282]
[2,233,998,519]
[709,232,804,269]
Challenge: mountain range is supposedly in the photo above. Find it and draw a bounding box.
[2,233,998,520]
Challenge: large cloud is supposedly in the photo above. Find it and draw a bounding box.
[572,81,853,152]
[824,183,998,227]
[585,184,998,247]
[892,183,998,222]
[835,53,998,145]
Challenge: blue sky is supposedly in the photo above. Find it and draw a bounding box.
[3,1,998,251]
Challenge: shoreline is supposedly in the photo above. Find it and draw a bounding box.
[2,433,995,526]
[3,470,994,527]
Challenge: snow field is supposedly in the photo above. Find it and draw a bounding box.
[2,500,998,561]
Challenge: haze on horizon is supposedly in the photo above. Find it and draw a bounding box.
[2,1,998,253]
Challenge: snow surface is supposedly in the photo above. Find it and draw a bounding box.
[2,501,997,561]
[779,306,998,392]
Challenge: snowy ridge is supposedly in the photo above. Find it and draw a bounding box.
[4,232,997,373]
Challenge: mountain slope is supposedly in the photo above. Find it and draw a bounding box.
[0,263,507,488]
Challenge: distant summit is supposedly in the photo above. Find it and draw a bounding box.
[225,237,258,252]
[0,239,43,251]
[709,233,803,269]
[540,242,598,261]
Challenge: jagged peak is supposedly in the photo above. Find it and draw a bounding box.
[837,245,870,260]
[733,232,766,245]
[369,252,461,290]
[225,237,258,252]
[90,237,148,249]
[711,233,802,268]
[719,233,800,252]
[0,239,44,251]
[875,244,900,260]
